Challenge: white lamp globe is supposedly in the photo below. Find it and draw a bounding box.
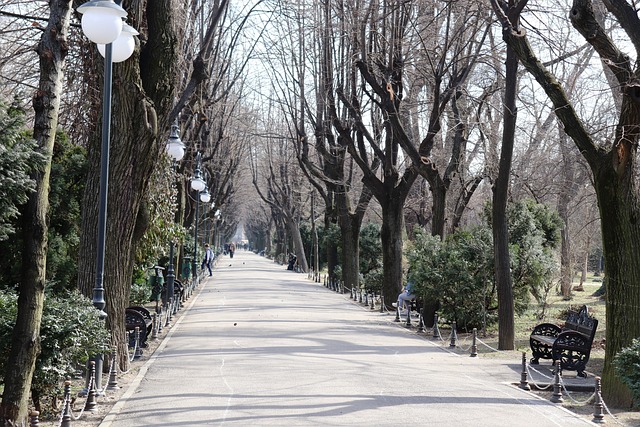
[200,190,211,203]
[166,142,185,162]
[78,1,127,45]
[166,125,185,161]
[191,174,206,192]
[97,24,138,62]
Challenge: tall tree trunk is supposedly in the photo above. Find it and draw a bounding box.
[380,196,406,308]
[0,1,72,424]
[492,25,518,351]
[287,217,308,273]
[595,167,639,407]
[77,1,181,370]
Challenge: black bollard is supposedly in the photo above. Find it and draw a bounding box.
[417,308,426,333]
[592,376,605,423]
[519,352,530,390]
[61,380,72,427]
[405,306,412,327]
[449,321,458,347]
[107,349,119,391]
[394,303,401,322]
[432,313,440,339]
[470,328,478,357]
[550,360,563,403]
[370,293,375,310]
[380,295,385,314]
[84,361,98,411]
[28,410,40,427]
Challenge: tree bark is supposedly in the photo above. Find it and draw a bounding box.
[380,194,408,308]
[492,1,519,351]
[0,1,72,425]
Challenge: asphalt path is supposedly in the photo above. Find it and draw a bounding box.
[100,250,595,426]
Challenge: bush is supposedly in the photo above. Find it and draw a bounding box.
[613,338,640,406]
[408,227,496,330]
[0,289,110,406]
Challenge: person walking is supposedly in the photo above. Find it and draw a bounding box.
[229,242,236,259]
[202,244,214,276]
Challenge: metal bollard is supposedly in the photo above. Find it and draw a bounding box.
[157,310,163,334]
[405,306,412,327]
[380,295,385,314]
[519,352,530,390]
[152,313,158,339]
[370,293,375,310]
[470,328,478,357]
[394,303,401,322]
[363,291,368,306]
[134,327,143,358]
[61,380,72,427]
[417,308,426,333]
[550,360,563,403]
[84,361,98,411]
[350,287,354,299]
[592,376,605,423]
[28,410,40,427]
[432,313,440,339]
[449,321,458,347]
[107,349,119,391]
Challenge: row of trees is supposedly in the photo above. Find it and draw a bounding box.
[0,0,638,423]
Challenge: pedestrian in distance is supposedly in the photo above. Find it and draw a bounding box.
[202,243,214,276]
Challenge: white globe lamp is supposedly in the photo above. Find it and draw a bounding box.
[166,124,185,161]
[97,23,138,63]
[77,0,127,45]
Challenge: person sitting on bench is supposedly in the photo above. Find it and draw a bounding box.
[393,280,415,314]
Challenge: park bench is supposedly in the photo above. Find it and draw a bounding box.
[529,305,598,377]
[126,306,153,349]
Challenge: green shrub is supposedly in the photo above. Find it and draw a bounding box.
[613,338,640,406]
[0,289,110,405]
[408,227,496,330]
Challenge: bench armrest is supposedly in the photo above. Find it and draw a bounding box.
[553,330,592,351]
[531,323,561,337]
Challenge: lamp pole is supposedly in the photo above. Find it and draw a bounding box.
[165,124,185,320]
[190,154,206,292]
[77,0,137,394]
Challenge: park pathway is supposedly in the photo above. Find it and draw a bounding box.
[100,250,595,427]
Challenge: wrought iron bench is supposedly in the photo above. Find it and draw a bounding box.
[529,305,598,377]
[126,306,153,350]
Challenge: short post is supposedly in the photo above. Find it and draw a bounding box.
[449,321,458,348]
[61,380,72,427]
[370,293,375,310]
[28,410,40,427]
[432,313,440,339]
[363,291,368,306]
[380,295,385,313]
[134,326,142,358]
[519,352,530,390]
[152,313,158,339]
[84,361,98,411]
[417,308,426,333]
[592,376,605,423]
[394,302,401,322]
[358,288,363,303]
[550,360,563,403]
[157,310,163,334]
[405,306,412,327]
[470,328,478,357]
[107,348,119,391]
[350,287,354,299]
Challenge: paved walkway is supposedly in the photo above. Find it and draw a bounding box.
[100,251,596,426]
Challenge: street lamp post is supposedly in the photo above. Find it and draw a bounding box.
[77,0,137,394]
[190,154,206,294]
[165,124,185,321]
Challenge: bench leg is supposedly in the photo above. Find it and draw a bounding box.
[530,357,539,365]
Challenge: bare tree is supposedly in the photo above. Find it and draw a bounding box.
[0,1,72,424]
[491,0,640,405]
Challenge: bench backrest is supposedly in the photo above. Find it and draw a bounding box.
[563,305,598,343]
